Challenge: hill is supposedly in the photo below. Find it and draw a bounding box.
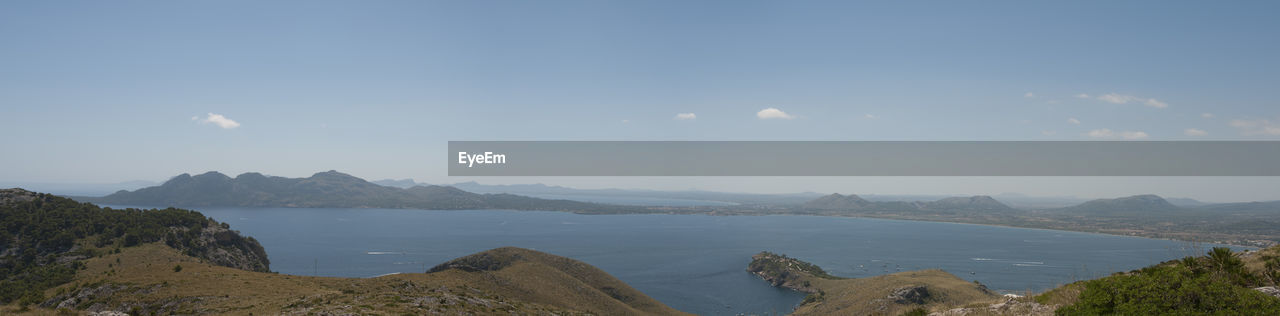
[5,244,686,315]
[1,190,685,315]
[803,193,872,210]
[86,170,631,213]
[0,189,269,305]
[748,248,1280,315]
[921,195,1013,211]
[747,251,1000,315]
[1052,194,1182,216]
[800,194,1013,213]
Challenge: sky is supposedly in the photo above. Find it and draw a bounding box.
[2,1,1279,201]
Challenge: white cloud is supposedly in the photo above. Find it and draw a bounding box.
[1041,130,1057,136]
[1024,92,1035,98]
[1184,128,1208,136]
[621,119,630,123]
[1074,93,1090,99]
[864,114,880,119]
[1086,128,1148,139]
[673,113,696,120]
[1229,119,1257,128]
[1096,93,1168,108]
[1230,119,1280,136]
[197,113,240,129]
[1201,113,1214,119]
[1097,93,1134,104]
[1144,98,1168,109]
[1087,128,1114,138]
[756,108,795,120]
[1121,131,1149,139]
[1067,118,1081,125]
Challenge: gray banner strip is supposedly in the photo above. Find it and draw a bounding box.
[447,141,1280,176]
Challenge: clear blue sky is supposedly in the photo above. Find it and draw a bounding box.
[2,1,1278,200]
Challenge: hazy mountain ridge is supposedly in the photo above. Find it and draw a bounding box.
[1051,194,1183,216]
[87,171,626,212]
[802,193,1014,212]
[376,180,825,205]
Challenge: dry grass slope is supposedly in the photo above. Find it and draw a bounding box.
[795,269,1000,316]
[2,244,687,316]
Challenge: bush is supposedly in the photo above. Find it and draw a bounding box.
[1056,248,1280,315]
[173,264,183,273]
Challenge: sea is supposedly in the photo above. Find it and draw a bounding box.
[107,203,1241,315]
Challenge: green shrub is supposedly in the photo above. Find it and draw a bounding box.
[1057,248,1280,315]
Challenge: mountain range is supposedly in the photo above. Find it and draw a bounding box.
[374,179,825,205]
[802,193,1014,212]
[85,170,626,212]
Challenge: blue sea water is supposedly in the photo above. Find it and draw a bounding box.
[112,206,1239,315]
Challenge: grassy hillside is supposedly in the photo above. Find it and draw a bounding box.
[0,189,268,306]
[2,244,686,315]
[747,251,1000,315]
[2,189,684,315]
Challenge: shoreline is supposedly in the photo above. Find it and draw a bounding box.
[93,201,1269,249]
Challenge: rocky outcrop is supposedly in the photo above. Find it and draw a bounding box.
[41,283,201,315]
[1257,286,1280,299]
[166,220,270,272]
[0,188,39,206]
[889,285,931,304]
[40,284,128,310]
[931,297,1057,316]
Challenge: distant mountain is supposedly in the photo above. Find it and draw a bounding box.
[0,180,159,196]
[1166,197,1208,207]
[921,195,1013,211]
[449,181,823,205]
[1053,194,1182,215]
[85,171,624,212]
[803,193,872,209]
[1192,200,1280,216]
[802,194,1012,212]
[371,178,420,188]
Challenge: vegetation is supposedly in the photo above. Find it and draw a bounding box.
[5,244,687,315]
[1054,247,1280,315]
[0,189,267,306]
[748,251,998,315]
[747,251,840,285]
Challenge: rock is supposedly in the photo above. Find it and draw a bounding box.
[889,285,930,305]
[1256,286,1280,299]
[165,219,271,272]
[40,284,127,310]
[0,188,39,206]
[88,312,130,316]
[928,297,1057,316]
